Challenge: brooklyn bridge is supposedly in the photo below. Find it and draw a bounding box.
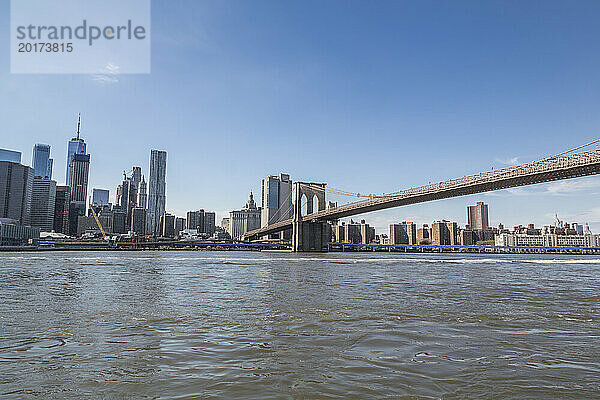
[244,139,600,251]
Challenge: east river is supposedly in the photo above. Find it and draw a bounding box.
[1,251,599,398]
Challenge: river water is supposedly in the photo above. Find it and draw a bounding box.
[1,251,599,399]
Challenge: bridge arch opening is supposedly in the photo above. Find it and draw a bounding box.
[300,193,309,217]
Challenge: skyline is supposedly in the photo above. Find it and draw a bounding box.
[5,128,598,235]
[2,1,600,231]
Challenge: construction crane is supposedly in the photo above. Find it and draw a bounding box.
[88,202,108,240]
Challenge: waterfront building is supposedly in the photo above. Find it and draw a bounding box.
[431,220,458,245]
[360,220,376,244]
[66,114,86,187]
[229,192,262,239]
[161,213,176,238]
[77,215,112,236]
[147,150,167,236]
[459,229,474,246]
[417,224,431,244]
[68,153,90,236]
[332,223,345,242]
[495,232,600,247]
[92,188,110,206]
[261,173,292,239]
[0,149,21,163]
[0,160,34,225]
[53,186,70,234]
[459,228,496,245]
[32,144,53,179]
[0,218,40,246]
[186,210,216,235]
[467,202,489,230]
[132,208,147,236]
[112,210,127,234]
[204,212,216,236]
[31,176,57,232]
[343,221,362,244]
[390,222,417,245]
[175,217,186,236]
[187,210,205,231]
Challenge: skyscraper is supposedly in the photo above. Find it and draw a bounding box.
[467,202,489,231]
[53,186,70,234]
[0,149,21,163]
[31,176,57,232]
[147,150,167,236]
[261,173,292,227]
[32,144,53,179]
[92,189,110,206]
[137,176,147,209]
[131,166,142,188]
[0,160,34,225]
[66,114,86,187]
[204,212,216,236]
[132,207,147,236]
[68,153,90,235]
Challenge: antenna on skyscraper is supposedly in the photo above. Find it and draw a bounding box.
[76,113,81,140]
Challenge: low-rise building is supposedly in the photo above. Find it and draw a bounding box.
[495,232,600,248]
[0,218,40,246]
[229,192,262,239]
[77,215,112,236]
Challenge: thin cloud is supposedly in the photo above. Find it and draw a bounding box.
[544,178,600,194]
[494,156,521,165]
[483,187,532,197]
[484,177,600,197]
[92,63,120,84]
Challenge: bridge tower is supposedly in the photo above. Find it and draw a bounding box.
[292,182,331,252]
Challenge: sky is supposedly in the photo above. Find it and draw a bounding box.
[2,0,600,232]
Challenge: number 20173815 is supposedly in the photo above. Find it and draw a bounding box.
[18,42,73,52]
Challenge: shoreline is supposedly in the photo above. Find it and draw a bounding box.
[2,244,600,255]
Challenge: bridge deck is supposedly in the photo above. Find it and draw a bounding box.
[245,147,600,239]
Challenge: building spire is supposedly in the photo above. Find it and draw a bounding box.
[76,113,81,140]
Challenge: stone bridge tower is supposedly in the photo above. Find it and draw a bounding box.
[292,182,331,252]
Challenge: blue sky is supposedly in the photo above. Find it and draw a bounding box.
[2,0,600,232]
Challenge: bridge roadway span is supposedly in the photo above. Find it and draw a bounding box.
[245,148,600,239]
